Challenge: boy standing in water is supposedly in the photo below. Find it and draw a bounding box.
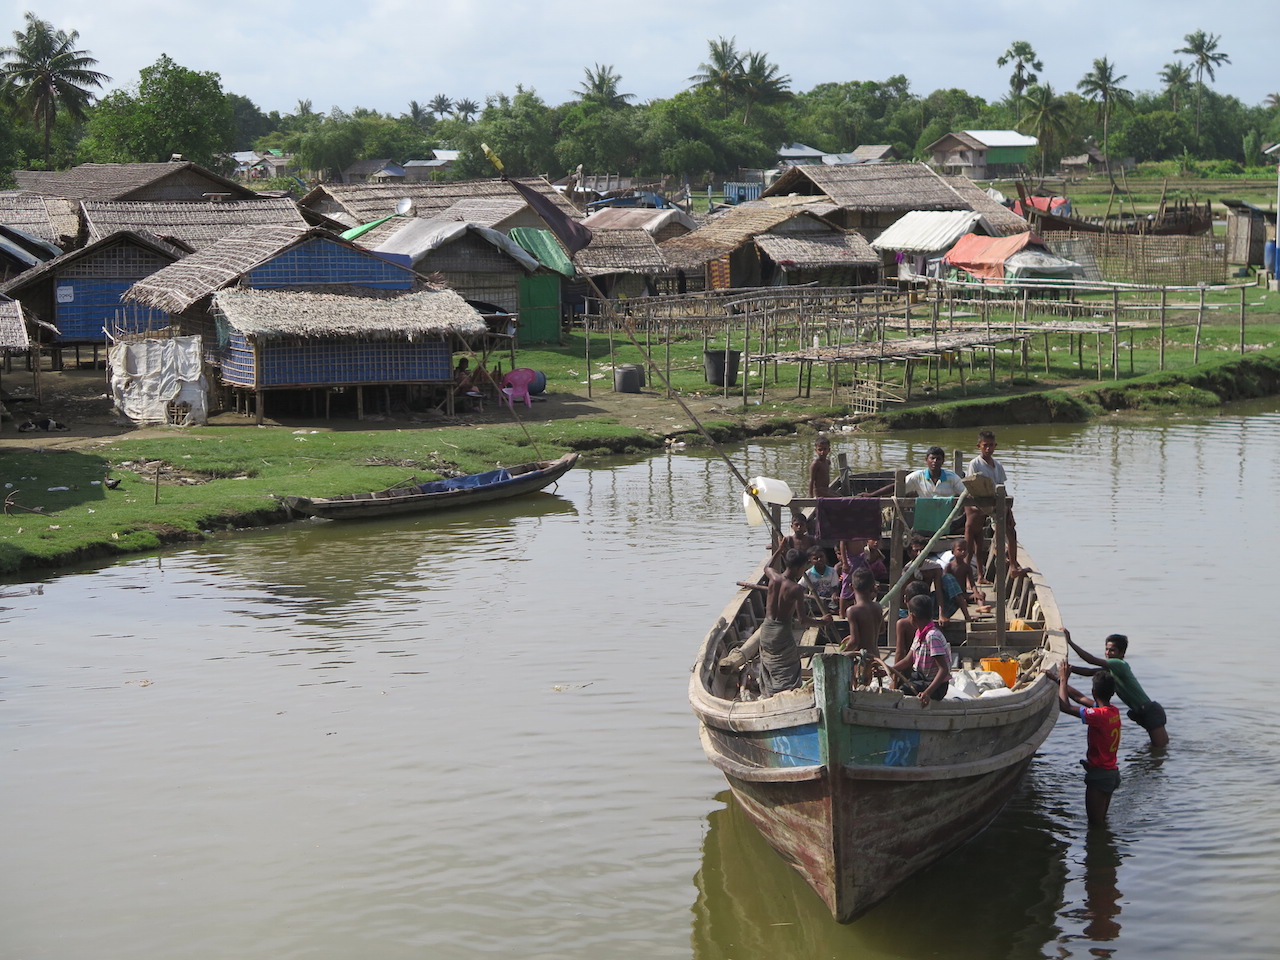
[1059,658,1122,826]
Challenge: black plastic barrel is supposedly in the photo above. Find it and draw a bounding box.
[613,365,642,393]
[703,349,741,387]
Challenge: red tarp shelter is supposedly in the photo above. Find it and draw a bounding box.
[942,231,1045,280]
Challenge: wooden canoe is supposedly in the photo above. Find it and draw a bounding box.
[284,452,578,520]
[689,476,1067,923]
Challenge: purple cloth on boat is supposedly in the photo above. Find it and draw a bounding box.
[814,498,881,540]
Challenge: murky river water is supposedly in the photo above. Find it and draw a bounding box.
[4,401,1279,959]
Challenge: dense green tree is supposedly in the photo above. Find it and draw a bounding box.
[555,100,641,171]
[79,55,233,169]
[1176,29,1230,140]
[576,63,633,108]
[467,87,558,177]
[1077,57,1132,180]
[0,12,108,165]
[996,41,1042,122]
[1110,109,1193,161]
[228,93,273,148]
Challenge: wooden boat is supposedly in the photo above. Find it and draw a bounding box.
[284,452,578,520]
[1015,183,1212,236]
[689,466,1067,922]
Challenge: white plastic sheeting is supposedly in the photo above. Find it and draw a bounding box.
[108,335,208,426]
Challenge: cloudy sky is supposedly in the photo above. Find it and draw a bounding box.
[7,1,1277,117]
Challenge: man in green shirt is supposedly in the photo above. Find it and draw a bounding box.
[1064,630,1169,749]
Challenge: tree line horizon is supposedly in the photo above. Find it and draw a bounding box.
[3,13,1277,186]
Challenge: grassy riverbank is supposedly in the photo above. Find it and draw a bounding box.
[4,287,1280,575]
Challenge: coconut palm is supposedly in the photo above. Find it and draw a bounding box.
[0,12,109,165]
[739,51,790,124]
[406,100,430,129]
[1077,57,1132,182]
[576,63,633,108]
[1176,29,1230,139]
[997,41,1043,122]
[428,94,453,119]
[1019,84,1070,179]
[453,98,479,122]
[1158,61,1192,114]
[1265,92,1280,110]
[689,36,745,118]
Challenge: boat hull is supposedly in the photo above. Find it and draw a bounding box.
[285,453,577,520]
[691,546,1065,922]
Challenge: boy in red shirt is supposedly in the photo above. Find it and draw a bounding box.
[1059,658,1121,826]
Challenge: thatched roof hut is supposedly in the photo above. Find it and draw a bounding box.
[213,286,486,340]
[659,206,818,271]
[572,228,667,299]
[14,162,257,202]
[300,178,581,232]
[940,177,1029,236]
[0,295,28,351]
[580,207,697,242]
[1,230,185,343]
[82,198,308,251]
[0,192,81,248]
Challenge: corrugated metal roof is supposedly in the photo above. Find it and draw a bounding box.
[871,210,986,254]
[508,227,575,277]
[373,220,541,272]
[963,130,1038,148]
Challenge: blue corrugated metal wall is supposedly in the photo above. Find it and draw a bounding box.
[244,238,412,290]
[222,331,450,388]
[54,280,170,341]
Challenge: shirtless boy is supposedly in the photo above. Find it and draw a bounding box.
[946,539,990,614]
[809,435,833,499]
[843,568,883,683]
[756,550,833,696]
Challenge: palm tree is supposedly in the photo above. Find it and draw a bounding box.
[688,36,745,118]
[1077,57,1132,182]
[1158,61,1192,114]
[739,51,790,124]
[406,100,429,129]
[428,94,453,119]
[1176,29,1230,139]
[1265,92,1280,110]
[576,63,633,108]
[453,98,479,123]
[996,41,1043,122]
[1019,84,1070,179]
[0,13,109,165]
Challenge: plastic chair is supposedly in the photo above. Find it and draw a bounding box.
[500,368,537,409]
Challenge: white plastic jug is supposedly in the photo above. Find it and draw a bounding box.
[749,476,793,505]
[743,490,768,526]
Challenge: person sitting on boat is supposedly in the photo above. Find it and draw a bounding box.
[946,539,990,615]
[757,549,833,697]
[1058,657,1121,825]
[843,568,883,684]
[860,446,965,500]
[805,547,840,613]
[965,430,1020,578]
[906,532,970,626]
[889,582,933,684]
[878,594,951,706]
[1061,631,1168,749]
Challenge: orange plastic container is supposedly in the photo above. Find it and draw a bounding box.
[981,657,1018,688]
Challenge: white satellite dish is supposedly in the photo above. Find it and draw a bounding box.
[395,197,415,216]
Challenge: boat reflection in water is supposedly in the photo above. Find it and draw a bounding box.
[691,785,1070,960]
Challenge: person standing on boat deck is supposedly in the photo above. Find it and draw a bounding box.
[757,550,833,697]
[1059,658,1122,825]
[877,594,951,705]
[1062,631,1169,749]
[809,435,833,499]
[965,430,1020,578]
[860,446,965,499]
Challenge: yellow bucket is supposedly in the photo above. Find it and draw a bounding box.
[981,657,1018,688]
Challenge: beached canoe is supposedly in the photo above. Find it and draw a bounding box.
[284,452,578,520]
[689,469,1067,922]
